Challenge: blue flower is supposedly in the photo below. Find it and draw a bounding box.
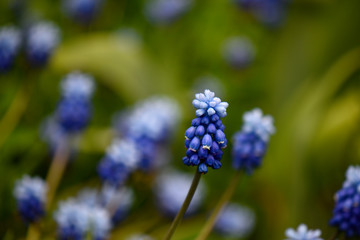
[285,224,323,240]
[114,96,180,171]
[330,166,360,237]
[40,116,67,152]
[0,26,21,73]
[232,108,274,173]
[54,199,111,240]
[155,171,206,217]
[183,90,228,173]
[56,72,95,134]
[100,185,134,225]
[214,203,255,238]
[13,175,47,223]
[26,21,60,66]
[63,0,104,25]
[144,0,192,25]
[234,0,287,27]
[223,37,255,69]
[98,139,140,186]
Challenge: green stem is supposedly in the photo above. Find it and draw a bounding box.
[25,223,40,240]
[195,170,241,240]
[162,169,202,240]
[45,140,70,210]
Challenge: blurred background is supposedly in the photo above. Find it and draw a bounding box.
[1,0,360,239]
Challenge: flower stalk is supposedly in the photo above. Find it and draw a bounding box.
[162,169,202,240]
[195,170,241,240]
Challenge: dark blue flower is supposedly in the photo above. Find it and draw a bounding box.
[145,0,192,25]
[63,0,104,25]
[13,175,47,223]
[183,90,229,174]
[232,108,275,173]
[330,166,360,237]
[26,21,60,67]
[223,37,255,69]
[0,26,21,73]
[97,139,140,186]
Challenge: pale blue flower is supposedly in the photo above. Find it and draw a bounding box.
[242,108,275,142]
[343,166,360,188]
[0,26,21,72]
[223,36,255,69]
[214,203,255,238]
[285,224,323,240]
[61,71,95,100]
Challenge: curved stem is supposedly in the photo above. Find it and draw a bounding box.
[195,170,241,240]
[45,140,70,210]
[0,74,35,150]
[162,169,202,240]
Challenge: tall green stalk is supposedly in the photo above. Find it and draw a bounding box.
[195,170,241,240]
[162,169,202,240]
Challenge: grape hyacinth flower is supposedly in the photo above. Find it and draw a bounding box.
[232,108,275,173]
[223,37,255,69]
[57,71,95,134]
[115,96,180,170]
[330,166,360,237]
[63,0,104,25]
[13,175,47,222]
[26,21,60,66]
[54,199,111,240]
[285,224,323,240]
[98,139,140,186]
[144,0,192,25]
[214,203,255,238]
[155,171,206,217]
[0,26,21,72]
[235,0,287,27]
[182,89,229,174]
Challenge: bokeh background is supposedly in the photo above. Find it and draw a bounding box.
[1,0,360,239]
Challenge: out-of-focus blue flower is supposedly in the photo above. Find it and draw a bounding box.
[13,175,47,223]
[155,171,206,217]
[144,0,192,25]
[330,166,360,237]
[285,224,323,240]
[223,37,255,69]
[63,0,104,25]
[100,184,134,224]
[57,72,95,134]
[40,116,67,151]
[0,26,21,72]
[214,203,255,238]
[26,21,60,66]
[115,96,180,171]
[98,139,140,186]
[183,89,228,173]
[54,198,111,240]
[232,108,275,173]
[234,0,287,27]
[61,71,95,100]
[89,207,112,240]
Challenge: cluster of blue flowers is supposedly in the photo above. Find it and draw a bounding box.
[330,166,360,237]
[13,175,47,223]
[285,224,323,240]
[54,198,111,240]
[223,36,255,69]
[144,0,192,25]
[97,139,140,186]
[0,26,21,73]
[115,96,180,171]
[154,170,206,217]
[183,89,229,174]
[63,0,104,25]
[26,21,60,66]
[235,0,288,27]
[232,108,275,173]
[214,203,255,238]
